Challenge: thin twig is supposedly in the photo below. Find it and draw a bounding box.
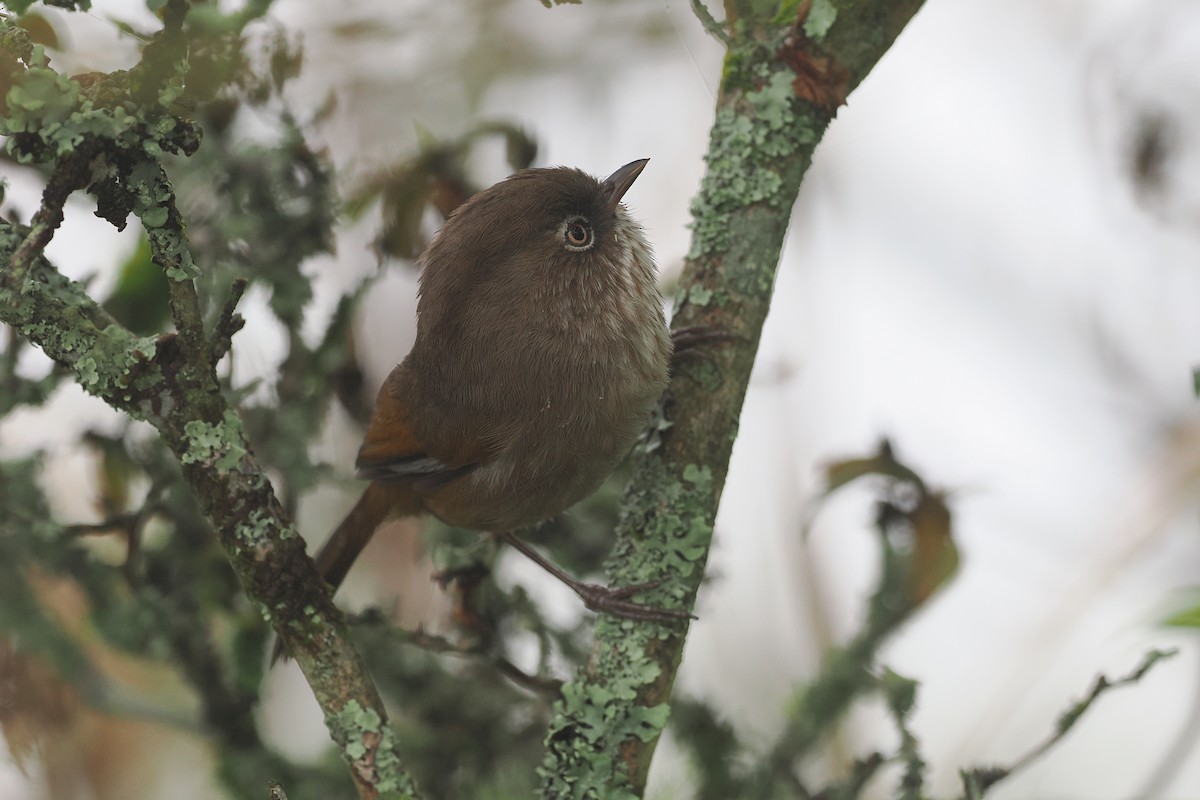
[64,482,166,584]
[690,0,733,45]
[367,620,564,696]
[958,649,1178,798]
[148,190,209,370]
[210,277,249,363]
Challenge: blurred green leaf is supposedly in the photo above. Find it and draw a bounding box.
[1164,599,1200,628]
[103,234,171,335]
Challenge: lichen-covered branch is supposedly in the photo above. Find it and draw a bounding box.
[4,144,96,289]
[0,11,422,800]
[539,1,925,796]
[0,220,421,800]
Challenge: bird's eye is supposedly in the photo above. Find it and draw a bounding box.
[563,218,594,251]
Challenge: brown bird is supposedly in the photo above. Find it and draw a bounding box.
[308,159,683,627]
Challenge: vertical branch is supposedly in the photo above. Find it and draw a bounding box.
[0,5,428,787]
[149,188,209,371]
[539,1,926,797]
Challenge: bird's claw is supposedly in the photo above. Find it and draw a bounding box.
[671,324,739,365]
[573,579,695,623]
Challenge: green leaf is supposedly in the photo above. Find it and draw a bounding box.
[1164,600,1200,628]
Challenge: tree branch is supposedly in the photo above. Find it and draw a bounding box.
[691,0,732,46]
[0,220,423,799]
[149,185,210,372]
[3,145,96,292]
[0,10,426,790]
[538,1,925,796]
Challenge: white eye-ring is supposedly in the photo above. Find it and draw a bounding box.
[562,217,594,251]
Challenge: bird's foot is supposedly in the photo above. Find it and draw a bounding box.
[571,578,695,623]
[670,324,739,366]
[494,530,693,624]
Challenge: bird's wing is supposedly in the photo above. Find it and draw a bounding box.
[354,369,484,490]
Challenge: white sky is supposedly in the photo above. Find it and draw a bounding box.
[4,0,1200,798]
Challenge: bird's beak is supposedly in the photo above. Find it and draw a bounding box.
[602,159,649,214]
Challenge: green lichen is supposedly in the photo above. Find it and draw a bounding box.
[746,70,795,132]
[608,460,716,592]
[0,17,201,229]
[333,701,380,758]
[0,60,145,163]
[329,701,419,799]
[539,456,718,797]
[181,409,248,470]
[76,355,100,386]
[3,61,80,129]
[97,328,158,385]
[239,505,294,549]
[688,64,816,260]
[683,463,710,483]
[0,229,163,418]
[688,286,713,307]
[540,630,675,797]
[149,227,198,280]
[303,604,324,628]
[126,160,200,280]
[803,0,838,40]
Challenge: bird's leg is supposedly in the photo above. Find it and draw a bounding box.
[493,530,693,623]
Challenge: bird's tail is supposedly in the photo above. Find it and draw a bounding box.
[313,481,417,593]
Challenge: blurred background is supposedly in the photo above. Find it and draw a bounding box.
[3,0,1200,797]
